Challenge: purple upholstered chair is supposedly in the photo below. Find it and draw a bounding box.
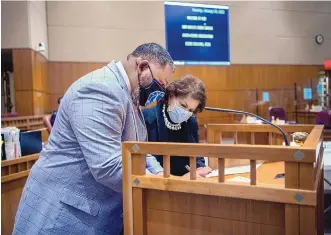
[316,110,331,129]
[268,107,286,121]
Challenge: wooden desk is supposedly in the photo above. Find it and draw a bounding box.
[123,124,324,235]
[295,110,319,124]
[221,161,285,186]
[1,154,39,235]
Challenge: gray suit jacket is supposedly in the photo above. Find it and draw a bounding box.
[13,61,163,235]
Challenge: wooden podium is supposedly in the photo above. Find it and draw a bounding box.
[122,124,324,235]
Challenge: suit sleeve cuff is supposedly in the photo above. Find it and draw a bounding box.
[146,154,163,174]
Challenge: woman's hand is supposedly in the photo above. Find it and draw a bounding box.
[182,167,212,179]
[196,166,212,177]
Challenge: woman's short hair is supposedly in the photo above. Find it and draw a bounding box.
[165,75,206,114]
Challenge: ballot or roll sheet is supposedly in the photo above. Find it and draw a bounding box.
[206,162,263,178]
[226,176,251,183]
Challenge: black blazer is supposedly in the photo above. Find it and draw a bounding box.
[142,102,205,176]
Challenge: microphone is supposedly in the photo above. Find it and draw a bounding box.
[204,107,290,146]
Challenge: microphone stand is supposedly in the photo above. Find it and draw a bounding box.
[205,107,290,146]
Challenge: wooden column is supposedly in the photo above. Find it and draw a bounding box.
[189,157,197,180]
[122,147,133,235]
[12,48,49,116]
[163,155,170,178]
[218,158,225,182]
[131,154,147,235]
[13,49,34,116]
[285,162,299,235]
[207,128,221,169]
[317,169,324,235]
[299,163,315,235]
[284,160,315,235]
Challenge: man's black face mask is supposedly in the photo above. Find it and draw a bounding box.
[139,65,165,106]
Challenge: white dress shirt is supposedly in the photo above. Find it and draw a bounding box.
[116,61,131,92]
[116,61,162,175]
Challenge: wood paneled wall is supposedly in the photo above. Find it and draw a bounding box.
[32,50,50,115]
[12,49,33,116]
[12,49,49,115]
[11,48,322,120]
[47,62,322,123]
[47,62,105,108]
[174,65,321,124]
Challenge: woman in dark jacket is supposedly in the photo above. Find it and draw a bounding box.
[142,75,208,176]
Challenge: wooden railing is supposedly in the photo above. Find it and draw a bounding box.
[1,115,49,142]
[122,124,324,235]
[1,154,39,235]
[206,124,316,168]
[1,115,45,130]
[2,154,39,177]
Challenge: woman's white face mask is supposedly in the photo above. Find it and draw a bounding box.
[167,96,199,124]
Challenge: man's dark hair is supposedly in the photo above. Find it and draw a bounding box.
[57,96,63,105]
[128,43,175,71]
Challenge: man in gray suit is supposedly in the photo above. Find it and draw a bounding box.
[13,43,174,235]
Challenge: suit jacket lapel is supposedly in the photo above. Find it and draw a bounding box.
[106,61,140,141]
[107,62,145,120]
[106,61,129,94]
[155,102,168,142]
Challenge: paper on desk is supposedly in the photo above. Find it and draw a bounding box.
[226,176,251,183]
[206,163,263,178]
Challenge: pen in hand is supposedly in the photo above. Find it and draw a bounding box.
[185,165,190,171]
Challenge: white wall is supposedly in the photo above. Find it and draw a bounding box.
[1,1,30,49]
[2,1,331,64]
[1,1,48,58]
[47,1,165,62]
[46,1,331,64]
[228,1,331,64]
[28,1,48,58]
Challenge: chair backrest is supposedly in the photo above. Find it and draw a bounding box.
[315,110,331,127]
[42,115,52,134]
[268,107,286,121]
